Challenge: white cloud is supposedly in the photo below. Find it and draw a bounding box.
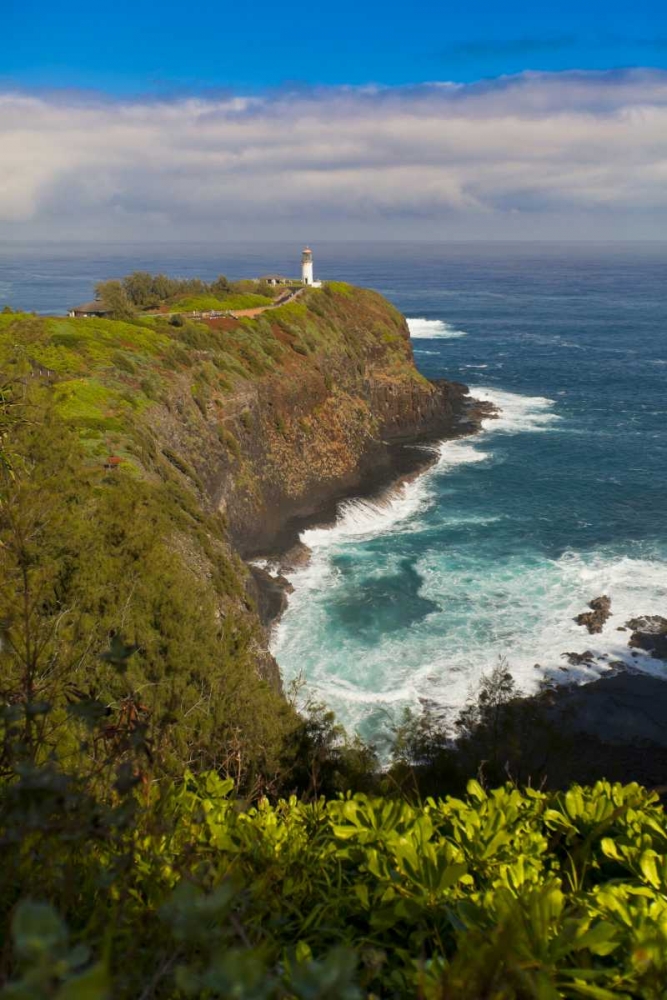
[1,70,667,239]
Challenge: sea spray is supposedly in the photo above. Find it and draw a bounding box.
[407,318,468,339]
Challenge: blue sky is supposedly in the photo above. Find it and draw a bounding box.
[4,0,667,93]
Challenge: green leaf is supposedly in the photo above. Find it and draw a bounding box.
[639,850,660,888]
[352,883,369,908]
[566,981,623,1000]
[574,921,618,955]
[438,863,467,892]
[295,941,312,964]
[599,838,622,862]
[466,780,486,803]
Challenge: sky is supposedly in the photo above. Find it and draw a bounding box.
[2,0,667,240]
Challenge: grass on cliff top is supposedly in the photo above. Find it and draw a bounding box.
[170,292,273,312]
[0,284,421,452]
[0,314,169,444]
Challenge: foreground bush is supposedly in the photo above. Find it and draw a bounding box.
[2,775,667,998]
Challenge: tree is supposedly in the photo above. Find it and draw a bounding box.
[94,281,136,321]
[210,275,231,298]
[121,271,159,309]
[151,273,178,302]
[388,661,523,798]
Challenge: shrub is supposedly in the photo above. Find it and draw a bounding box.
[2,770,667,998]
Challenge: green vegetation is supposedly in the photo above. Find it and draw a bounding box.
[2,743,667,998]
[0,284,418,794]
[170,293,274,313]
[94,271,280,318]
[3,283,665,996]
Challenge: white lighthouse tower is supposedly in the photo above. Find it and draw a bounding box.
[301,246,314,286]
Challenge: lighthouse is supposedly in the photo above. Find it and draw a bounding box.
[301,246,314,286]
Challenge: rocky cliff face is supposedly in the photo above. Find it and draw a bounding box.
[148,283,474,556]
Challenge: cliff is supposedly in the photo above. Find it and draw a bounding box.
[0,284,477,782]
[145,283,472,554]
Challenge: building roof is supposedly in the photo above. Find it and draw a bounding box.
[259,274,290,281]
[71,300,110,313]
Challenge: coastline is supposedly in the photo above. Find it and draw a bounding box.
[249,386,667,791]
[247,391,496,630]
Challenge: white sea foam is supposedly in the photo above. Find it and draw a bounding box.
[272,381,667,741]
[407,317,467,339]
[300,478,431,550]
[471,385,561,434]
[299,439,491,552]
[275,546,667,741]
[436,439,489,469]
[412,549,667,710]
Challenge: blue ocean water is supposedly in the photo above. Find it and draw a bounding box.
[2,242,666,741]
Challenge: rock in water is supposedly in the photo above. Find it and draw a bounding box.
[278,542,312,574]
[575,596,612,634]
[562,650,596,666]
[625,616,667,660]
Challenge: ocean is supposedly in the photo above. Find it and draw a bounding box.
[2,241,666,744]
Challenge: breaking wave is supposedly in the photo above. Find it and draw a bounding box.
[407,318,468,339]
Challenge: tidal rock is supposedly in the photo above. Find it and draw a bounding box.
[562,650,596,666]
[626,615,667,661]
[279,541,312,573]
[575,596,612,634]
[248,566,294,630]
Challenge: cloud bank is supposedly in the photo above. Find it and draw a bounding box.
[1,69,667,240]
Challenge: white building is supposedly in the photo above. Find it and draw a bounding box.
[301,246,322,287]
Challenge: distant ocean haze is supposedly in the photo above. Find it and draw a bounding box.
[3,241,666,742]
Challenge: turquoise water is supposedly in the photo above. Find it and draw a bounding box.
[270,244,667,742]
[2,241,666,742]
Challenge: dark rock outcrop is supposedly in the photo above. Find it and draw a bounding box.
[546,672,667,749]
[575,596,612,634]
[248,566,294,630]
[562,650,596,666]
[626,616,667,660]
[278,542,312,574]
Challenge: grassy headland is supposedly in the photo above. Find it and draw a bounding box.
[1,281,666,997]
[0,282,464,792]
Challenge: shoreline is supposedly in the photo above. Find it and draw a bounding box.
[248,385,667,790]
[247,392,496,631]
